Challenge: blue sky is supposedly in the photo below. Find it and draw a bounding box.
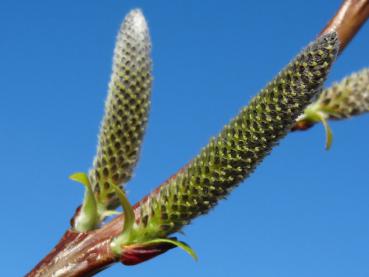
[0,1,368,276]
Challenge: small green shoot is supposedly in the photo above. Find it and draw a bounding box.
[70,172,99,232]
[316,111,333,150]
[143,238,198,261]
[302,105,334,150]
[111,183,135,235]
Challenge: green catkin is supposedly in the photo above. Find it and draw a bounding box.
[309,68,369,119]
[133,33,339,239]
[89,9,152,209]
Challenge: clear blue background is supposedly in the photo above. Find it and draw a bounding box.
[0,1,368,276]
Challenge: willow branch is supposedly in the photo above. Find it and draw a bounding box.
[320,0,369,54]
[26,1,369,276]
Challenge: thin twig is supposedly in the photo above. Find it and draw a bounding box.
[320,0,369,54]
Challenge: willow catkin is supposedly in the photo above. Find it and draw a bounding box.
[312,68,369,119]
[134,32,339,239]
[89,9,152,209]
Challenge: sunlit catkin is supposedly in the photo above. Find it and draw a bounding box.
[89,9,152,209]
[134,33,339,238]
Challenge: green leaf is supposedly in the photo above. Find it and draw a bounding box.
[69,172,99,232]
[145,238,198,261]
[111,183,135,235]
[316,111,333,150]
[69,172,90,187]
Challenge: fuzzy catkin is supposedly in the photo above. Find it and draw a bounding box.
[89,9,152,209]
[134,33,339,239]
[313,68,369,119]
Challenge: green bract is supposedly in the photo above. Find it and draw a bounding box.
[70,172,99,232]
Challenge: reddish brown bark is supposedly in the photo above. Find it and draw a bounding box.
[320,0,369,54]
[26,1,369,276]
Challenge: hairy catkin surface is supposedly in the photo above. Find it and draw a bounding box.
[135,33,339,239]
[314,68,369,119]
[89,10,152,209]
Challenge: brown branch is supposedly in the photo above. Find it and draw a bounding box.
[26,1,369,276]
[26,203,159,277]
[320,0,369,54]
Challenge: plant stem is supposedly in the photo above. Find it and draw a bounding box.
[320,0,369,54]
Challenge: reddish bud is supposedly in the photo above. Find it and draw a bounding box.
[120,241,176,266]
